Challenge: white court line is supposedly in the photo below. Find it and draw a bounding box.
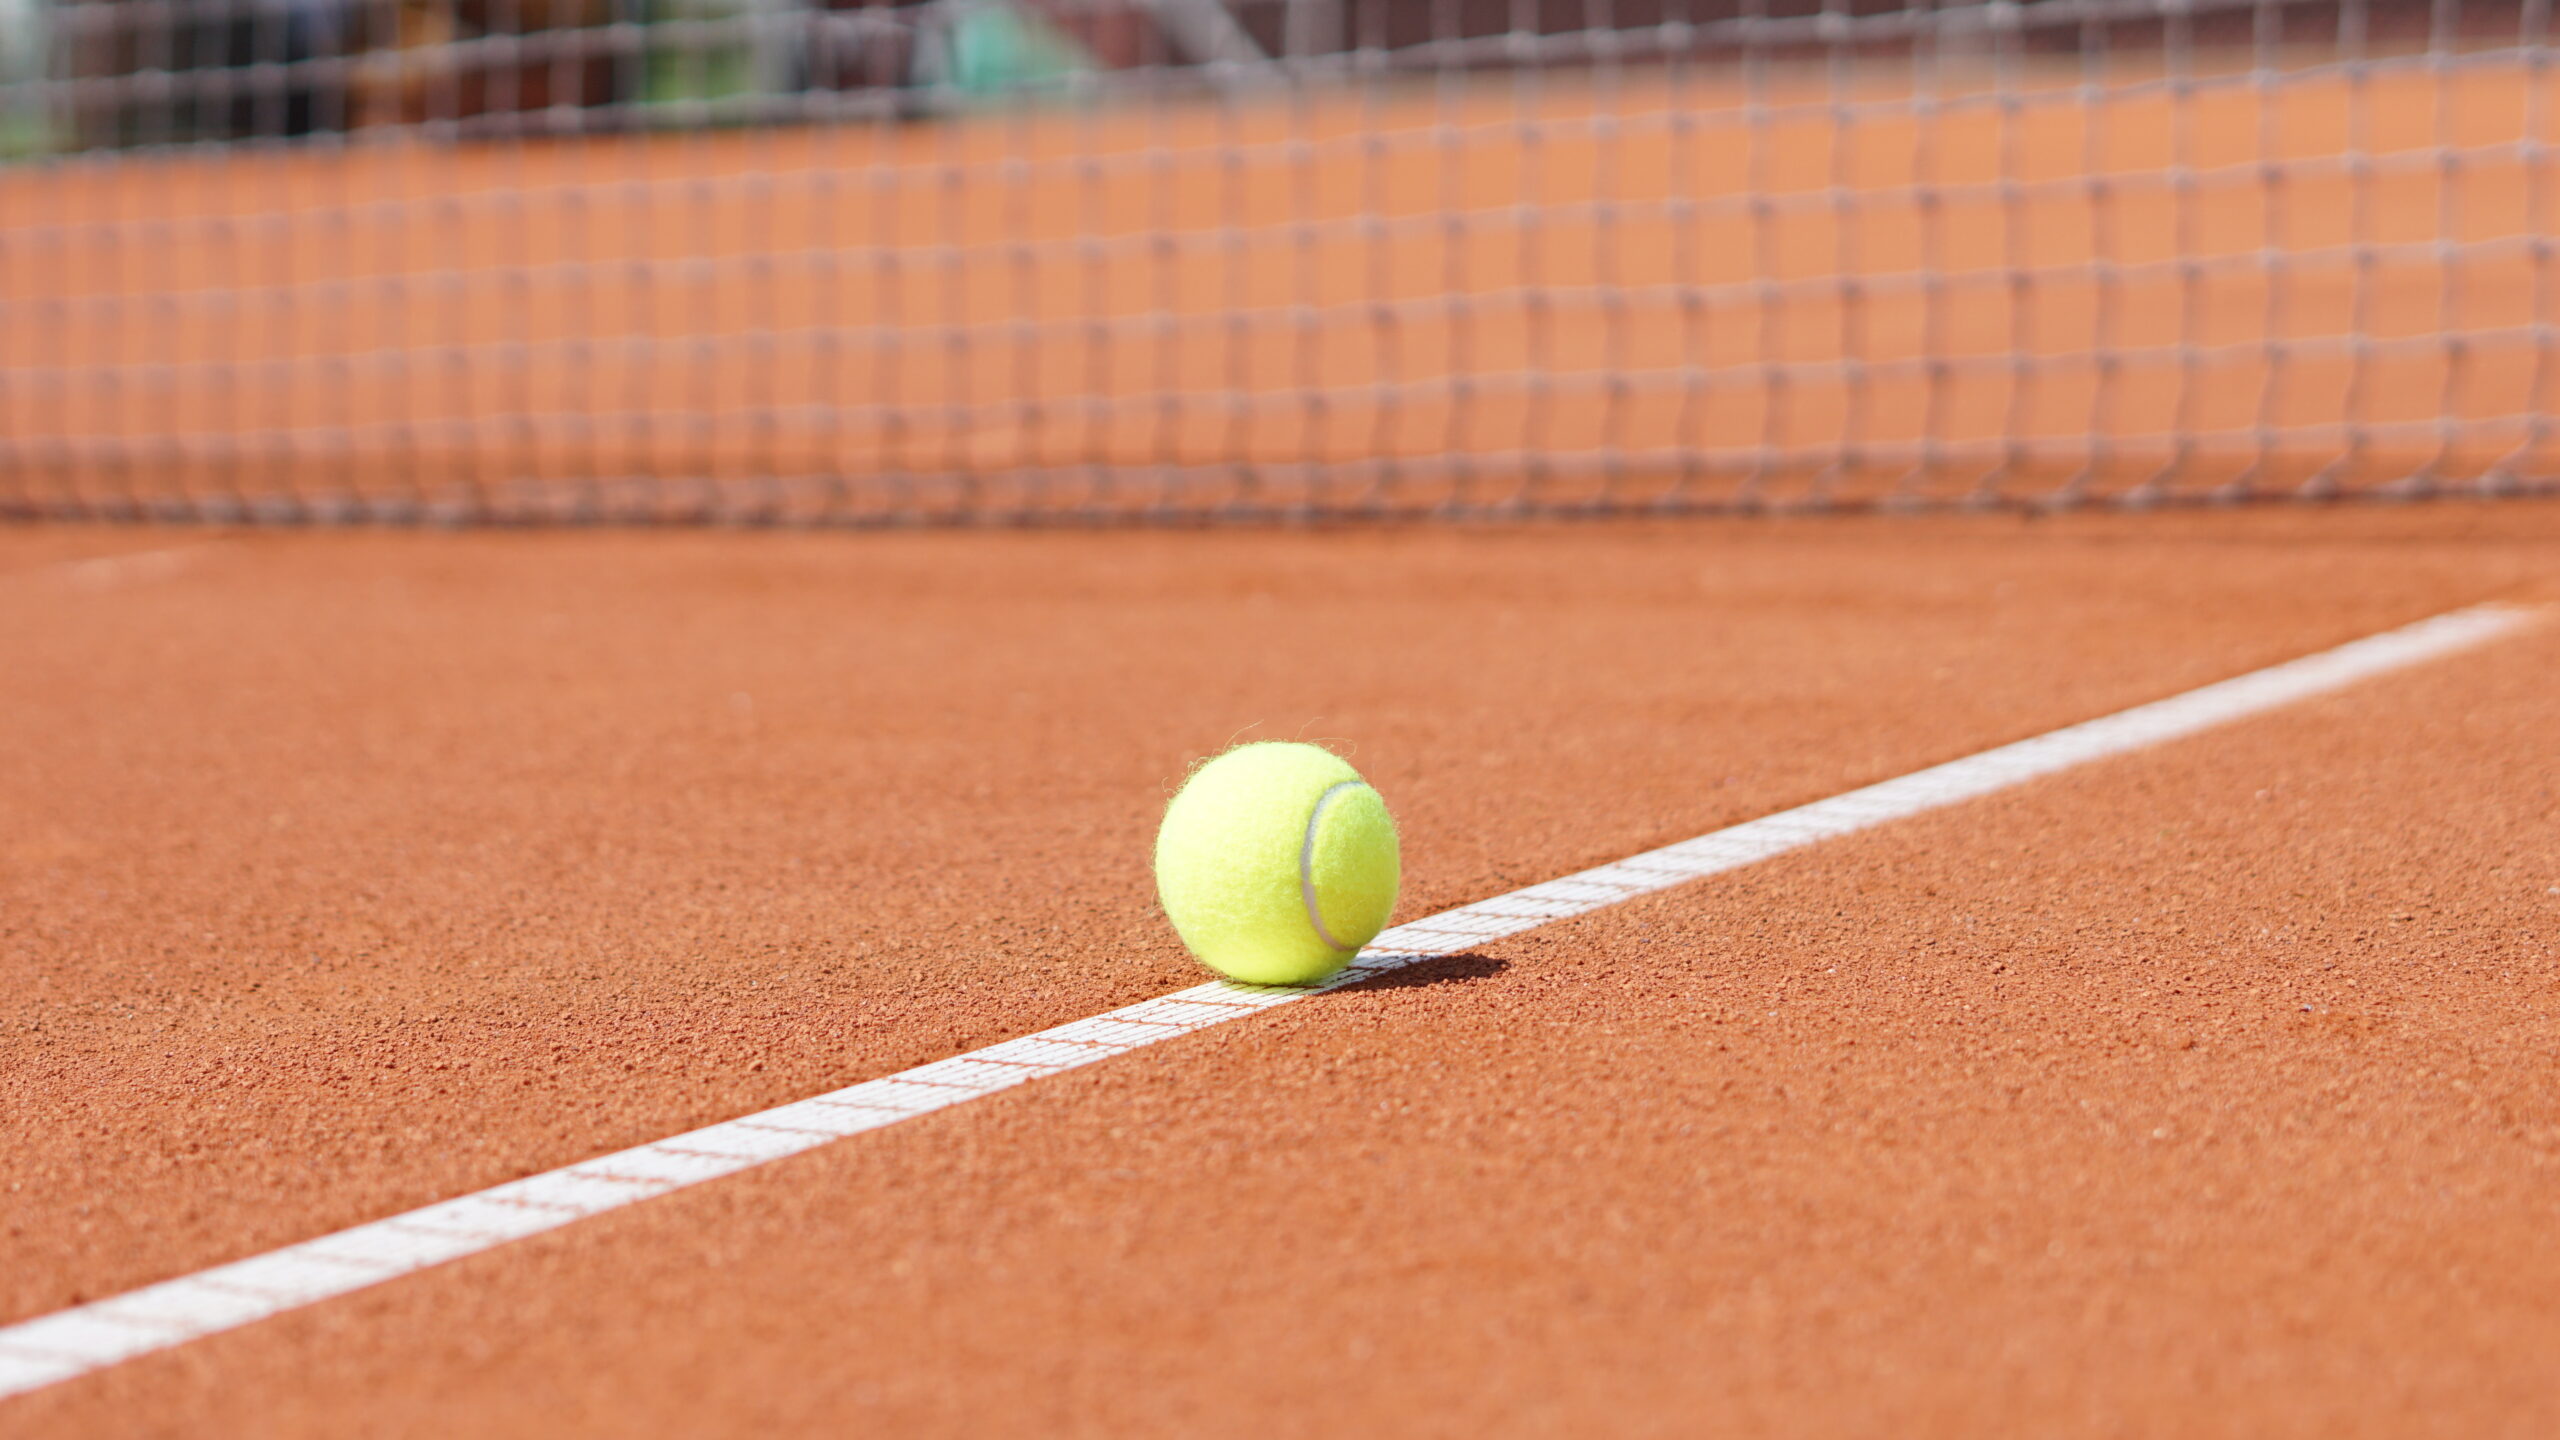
[50,545,209,590]
[0,601,2537,1402]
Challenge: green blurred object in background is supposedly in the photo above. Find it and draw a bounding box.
[639,0,792,116]
[0,0,51,155]
[943,0,1091,101]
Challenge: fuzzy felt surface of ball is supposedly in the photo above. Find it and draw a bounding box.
[1153,742,1401,985]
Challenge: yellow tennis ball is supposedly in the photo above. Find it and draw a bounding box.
[1154,741,1401,986]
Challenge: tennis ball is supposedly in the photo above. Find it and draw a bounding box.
[1154,742,1401,986]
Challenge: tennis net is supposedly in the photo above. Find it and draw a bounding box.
[2,0,2553,522]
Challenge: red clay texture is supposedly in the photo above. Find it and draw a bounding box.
[1,504,2556,1435]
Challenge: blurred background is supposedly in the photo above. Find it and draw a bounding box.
[5,0,2520,141]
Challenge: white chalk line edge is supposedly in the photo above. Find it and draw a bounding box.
[0,601,2537,1401]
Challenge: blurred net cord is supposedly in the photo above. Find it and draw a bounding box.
[1,0,2556,523]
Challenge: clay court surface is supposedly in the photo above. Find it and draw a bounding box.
[0,502,2555,1434]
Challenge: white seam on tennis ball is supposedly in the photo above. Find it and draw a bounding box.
[1297,779,1369,952]
[0,601,2536,1404]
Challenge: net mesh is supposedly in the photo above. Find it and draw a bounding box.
[2,0,2554,522]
